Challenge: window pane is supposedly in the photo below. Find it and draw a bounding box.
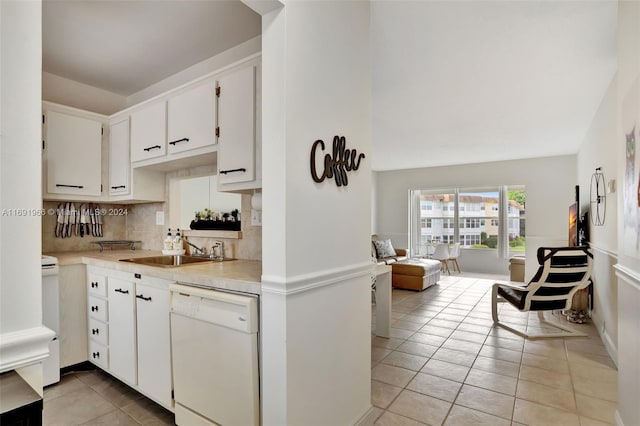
[508,188,526,252]
[411,187,526,256]
[418,192,455,249]
[459,190,499,249]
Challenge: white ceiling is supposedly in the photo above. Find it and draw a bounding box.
[42,0,261,95]
[42,1,618,172]
[370,1,618,171]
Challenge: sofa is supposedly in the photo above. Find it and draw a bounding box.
[372,241,408,265]
[372,237,441,291]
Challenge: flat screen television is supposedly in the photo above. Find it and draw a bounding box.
[569,202,579,247]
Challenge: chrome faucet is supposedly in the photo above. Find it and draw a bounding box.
[212,240,225,260]
[185,240,206,256]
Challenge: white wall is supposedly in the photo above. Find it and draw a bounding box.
[613,2,640,426]
[125,36,261,107]
[0,0,54,388]
[374,155,576,277]
[42,72,127,115]
[260,1,372,424]
[576,75,618,361]
[1,0,43,336]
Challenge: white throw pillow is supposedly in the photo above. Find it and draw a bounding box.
[373,239,396,259]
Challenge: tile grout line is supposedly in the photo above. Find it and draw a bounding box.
[374,274,616,425]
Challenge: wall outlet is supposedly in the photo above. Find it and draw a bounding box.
[251,209,262,226]
[156,211,165,226]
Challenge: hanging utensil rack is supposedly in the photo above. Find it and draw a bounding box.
[91,240,140,252]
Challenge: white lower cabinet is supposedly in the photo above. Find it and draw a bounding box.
[60,264,89,368]
[89,317,108,346]
[88,340,109,370]
[87,270,109,369]
[86,266,174,411]
[136,282,172,407]
[108,277,137,385]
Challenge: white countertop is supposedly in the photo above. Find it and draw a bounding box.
[46,249,262,295]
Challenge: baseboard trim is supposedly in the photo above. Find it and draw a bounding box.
[60,361,96,376]
[353,406,376,426]
[600,327,619,368]
[0,326,55,373]
[262,261,373,295]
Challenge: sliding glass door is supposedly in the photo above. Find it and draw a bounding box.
[409,186,526,258]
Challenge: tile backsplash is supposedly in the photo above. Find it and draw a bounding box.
[42,168,262,261]
[42,201,127,252]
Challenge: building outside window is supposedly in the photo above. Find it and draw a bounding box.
[412,187,526,253]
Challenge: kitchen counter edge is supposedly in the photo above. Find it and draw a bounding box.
[47,250,262,295]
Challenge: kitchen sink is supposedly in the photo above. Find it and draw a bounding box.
[119,255,234,268]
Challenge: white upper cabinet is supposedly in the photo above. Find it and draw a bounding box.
[130,102,167,162]
[217,65,259,190]
[44,56,260,202]
[45,110,102,196]
[167,82,216,155]
[109,118,130,195]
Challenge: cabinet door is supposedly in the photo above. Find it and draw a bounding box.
[108,278,137,385]
[59,264,88,368]
[46,111,102,196]
[167,82,216,154]
[217,66,256,185]
[109,118,130,195]
[130,102,166,162]
[136,283,172,407]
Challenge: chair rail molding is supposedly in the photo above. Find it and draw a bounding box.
[587,242,618,259]
[614,263,640,290]
[0,326,56,373]
[261,261,373,295]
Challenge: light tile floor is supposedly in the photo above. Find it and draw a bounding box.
[43,369,173,425]
[43,272,617,426]
[371,273,618,426]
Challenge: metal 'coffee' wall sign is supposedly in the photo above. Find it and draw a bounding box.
[310,135,365,187]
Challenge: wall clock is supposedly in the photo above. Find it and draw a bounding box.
[590,167,606,226]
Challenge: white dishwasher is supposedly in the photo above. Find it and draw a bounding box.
[170,283,260,426]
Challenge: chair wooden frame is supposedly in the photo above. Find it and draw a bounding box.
[447,243,461,273]
[491,247,593,340]
[432,243,451,275]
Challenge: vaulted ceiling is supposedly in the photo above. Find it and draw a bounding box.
[370,1,617,170]
[42,1,618,171]
[43,0,261,95]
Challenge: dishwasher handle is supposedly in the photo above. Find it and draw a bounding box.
[170,283,258,333]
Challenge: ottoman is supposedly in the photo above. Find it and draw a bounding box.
[391,258,442,291]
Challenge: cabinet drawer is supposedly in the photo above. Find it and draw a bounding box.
[88,274,107,297]
[88,296,108,322]
[88,340,108,370]
[88,318,108,347]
